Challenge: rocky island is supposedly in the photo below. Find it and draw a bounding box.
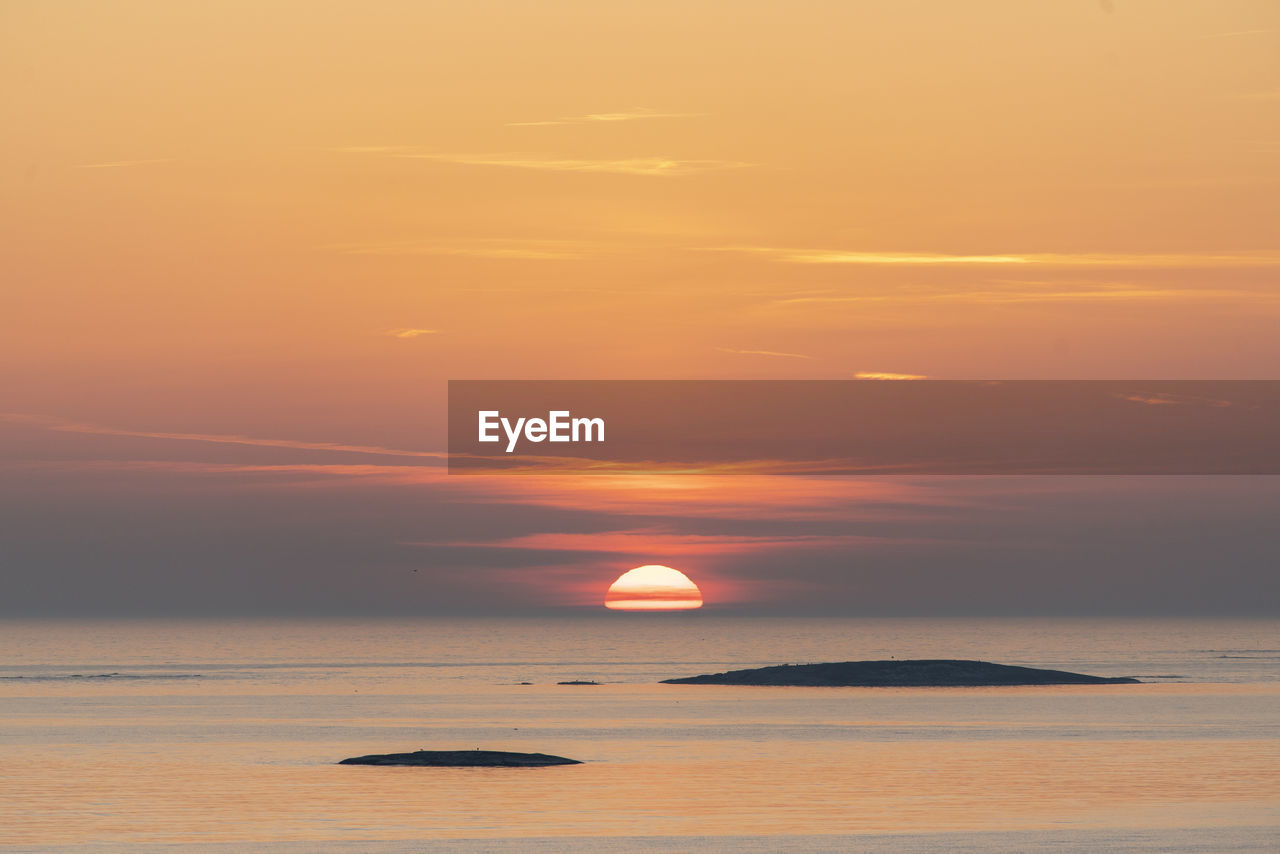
[338,749,582,767]
[661,659,1139,687]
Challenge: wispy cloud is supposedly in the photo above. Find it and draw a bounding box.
[430,529,891,557]
[712,247,1028,265]
[0,413,446,460]
[406,154,745,177]
[508,107,700,127]
[337,147,747,176]
[383,328,438,339]
[1235,139,1280,156]
[445,473,993,532]
[715,347,814,360]
[0,459,449,485]
[854,372,928,380]
[1229,90,1280,102]
[1113,392,1233,408]
[75,158,175,169]
[1195,28,1275,40]
[769,286,1278,307]
[711,246,1280,269]
[330,239,592,260]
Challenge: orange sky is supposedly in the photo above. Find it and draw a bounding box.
[5,3,1279,418]
[2,1,1279,615]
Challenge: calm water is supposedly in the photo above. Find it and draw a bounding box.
[1,617,1278,852]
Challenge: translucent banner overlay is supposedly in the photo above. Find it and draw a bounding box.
[447,380,1280,475]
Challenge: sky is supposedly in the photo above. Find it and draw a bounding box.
[2,0,1278,616]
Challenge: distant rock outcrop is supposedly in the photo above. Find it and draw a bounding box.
[661,659,1140,687]
[338,749,582,767]
[557,680,599,685]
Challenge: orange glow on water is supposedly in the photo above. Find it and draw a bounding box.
[605,565,703,611]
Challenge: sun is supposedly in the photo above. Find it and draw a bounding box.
[605,565,703,611]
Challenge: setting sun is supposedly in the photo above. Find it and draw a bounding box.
[604,565,703,611]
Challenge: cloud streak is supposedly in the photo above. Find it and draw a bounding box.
[0,459,449,484]
[854,372,928,380]
[0,413,447,461]
[408,154,746,177]
[338,147,747,176]
[75,158,175,169]
[767,286,1280,308]
[429,529,896,557]
[508,107,700,127]
[715,347,813,360]
[331,239,591,260]
[1194,28,1275,40]
[711,246,1280,268]
[1230,90,1280,102]
[1113,392,1233,408]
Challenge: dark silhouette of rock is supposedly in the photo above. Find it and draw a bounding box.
[338,749,581,767]
[557,680,599,685]
[661,659,1139,686]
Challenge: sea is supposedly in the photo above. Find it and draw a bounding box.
[1,616,1277,853]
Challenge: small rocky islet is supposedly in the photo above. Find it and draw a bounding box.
[338,749,582,767]
[660,659,1140,687]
